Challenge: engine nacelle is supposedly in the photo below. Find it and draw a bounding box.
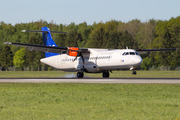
[68,47,79,57]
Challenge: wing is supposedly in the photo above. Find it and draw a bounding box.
[4,42,89,55]
[136,48,178,54]
[4,42,68,54]
[4,42,177,55]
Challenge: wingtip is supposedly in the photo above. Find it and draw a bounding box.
[21,30,26,32]
[4,42,12,45]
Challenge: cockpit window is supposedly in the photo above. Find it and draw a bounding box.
[130,52,135,55]
[135,52,139,55]
[122,52,139,55]
[125,52,129,55]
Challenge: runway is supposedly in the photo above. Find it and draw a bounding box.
[0,78,180,84]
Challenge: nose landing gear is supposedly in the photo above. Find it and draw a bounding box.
[132,70,137,75]
[130,67,137,75]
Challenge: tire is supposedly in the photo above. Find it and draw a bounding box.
[132,71,137,75]
[77,72,84,78]
[102,71,109,78]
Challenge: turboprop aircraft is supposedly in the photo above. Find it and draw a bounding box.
[4,27,177,78]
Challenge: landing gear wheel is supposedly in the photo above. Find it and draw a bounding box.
[102,71,110,78]
[77,72,84,78]
[132,71,137,75]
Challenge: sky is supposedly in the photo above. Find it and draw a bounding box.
[1,0,180,25]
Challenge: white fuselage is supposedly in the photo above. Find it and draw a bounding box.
[40,49,142,73]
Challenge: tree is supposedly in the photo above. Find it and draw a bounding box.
[0,45,13,70]
[118,30,133,49]
[65,31,82,47]
[13,48,26,70]
[117,19,142,49]
[89,22,105,48]
[140,57,152,70]
[136,19,157,49]
[151,17,180,69]
[25,34,44,71]
[77,22,92,41]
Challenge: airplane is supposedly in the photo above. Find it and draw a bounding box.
[4,27,177,78]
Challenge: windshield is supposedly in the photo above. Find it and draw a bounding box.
[122,52,139,55]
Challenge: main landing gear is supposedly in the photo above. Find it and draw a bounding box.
[77,71,110,78]
[102,71,109,78]
[77,72,84,78]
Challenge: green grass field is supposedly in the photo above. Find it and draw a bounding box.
[0,83,179,120]
[0,71,180,119]
[0,70,180,78]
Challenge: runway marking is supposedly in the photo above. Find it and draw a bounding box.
[0,78,180,84]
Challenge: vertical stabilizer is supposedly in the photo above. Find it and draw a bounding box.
[41,27,59,57]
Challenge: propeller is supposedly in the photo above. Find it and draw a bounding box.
[72,40,86,65]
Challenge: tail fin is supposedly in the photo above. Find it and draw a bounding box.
[22,27,68,57]
[41,27,59,57]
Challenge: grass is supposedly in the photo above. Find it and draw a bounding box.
[0,70,180,78]
[0,83,179,120]
[0,71,179,119]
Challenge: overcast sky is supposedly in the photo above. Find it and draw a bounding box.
[1,0,180,25]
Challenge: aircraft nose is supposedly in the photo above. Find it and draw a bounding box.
[133,56,142,66]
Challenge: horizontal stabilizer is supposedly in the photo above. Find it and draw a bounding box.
[21,30,68,34]
[21,30,48,33]
[51,31,68,33]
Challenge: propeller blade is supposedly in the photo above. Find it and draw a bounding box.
[72,53,79,62]
[72,56,78,62]
[81,41,86,48]
[73,40,86,65]
[75,40,79,48]
[80,53,85,65]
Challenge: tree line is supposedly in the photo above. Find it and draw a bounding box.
[0,16,180,71]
